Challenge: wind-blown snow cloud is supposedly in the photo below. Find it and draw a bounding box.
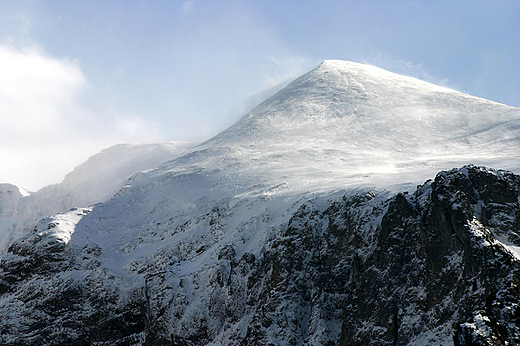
[0,44,160,191]
[361,53,452,89]
[146,1,314,140]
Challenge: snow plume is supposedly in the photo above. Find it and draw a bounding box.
[362,53,453,89]
[0,44,160,191]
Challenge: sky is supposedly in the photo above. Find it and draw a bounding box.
[1,0,519,191]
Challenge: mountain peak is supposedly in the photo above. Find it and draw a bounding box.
[318,59,448,87]
[177,60,520,197]
[316,59,453,91]
[237,59,504,128]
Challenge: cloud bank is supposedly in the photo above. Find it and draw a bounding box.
[0,45,160,191]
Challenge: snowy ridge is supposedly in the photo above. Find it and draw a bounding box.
[0,141,195,254]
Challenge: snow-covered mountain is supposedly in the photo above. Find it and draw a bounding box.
[0,141,195,254]
[2,60,520,345]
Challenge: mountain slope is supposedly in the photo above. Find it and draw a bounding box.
[2,61,520,345]
[0,141,195,254]
[180,59,520,194]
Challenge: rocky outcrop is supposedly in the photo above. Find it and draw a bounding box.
[2,165,520,345]
[235,165,520,345]
[0,216,146,345]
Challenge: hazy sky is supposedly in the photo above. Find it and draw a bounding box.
[1,0,519,191]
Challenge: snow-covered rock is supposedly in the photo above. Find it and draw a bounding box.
[0,142,195,254]
[2,61,520,345]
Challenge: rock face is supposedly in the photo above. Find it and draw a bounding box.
[2,165,520,345]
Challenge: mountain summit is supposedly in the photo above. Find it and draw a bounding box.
[127,60,520,201]
[2,61,520,345]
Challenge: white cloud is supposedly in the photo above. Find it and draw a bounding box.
[181,1,194,15]
[0,45,84,141]
[112,112,162,141]
[0,44,161,191]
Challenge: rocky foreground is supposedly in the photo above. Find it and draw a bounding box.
[1,165,520,345]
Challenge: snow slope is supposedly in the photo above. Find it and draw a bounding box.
[201,60,520,194]
[0,141,195,254]
[25,59,520,283]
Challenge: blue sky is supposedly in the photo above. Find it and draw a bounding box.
[1,0,519,190]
